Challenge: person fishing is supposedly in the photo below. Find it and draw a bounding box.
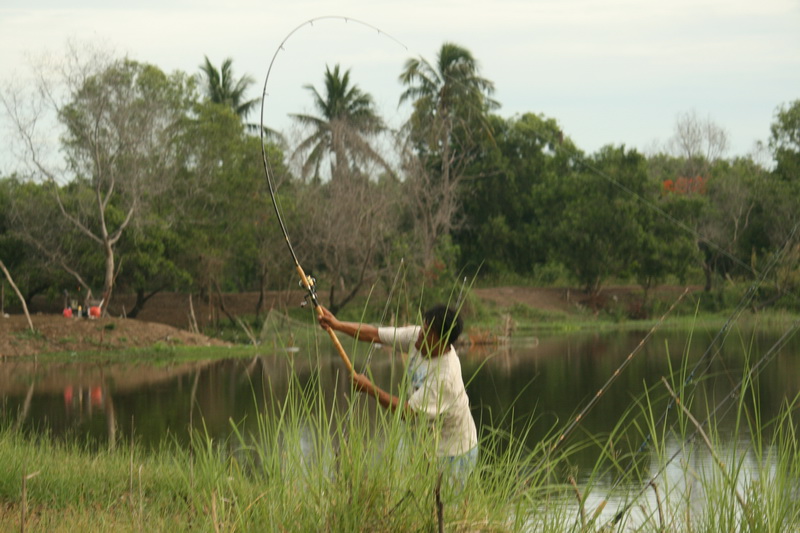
[317,304,479,482]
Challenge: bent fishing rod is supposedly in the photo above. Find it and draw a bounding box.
[258,17,407,376]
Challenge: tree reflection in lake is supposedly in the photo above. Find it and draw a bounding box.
[2,325,799,475]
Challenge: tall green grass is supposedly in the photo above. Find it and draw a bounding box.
[2,324,799,531]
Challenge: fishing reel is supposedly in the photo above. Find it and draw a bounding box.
[299,274,318,308]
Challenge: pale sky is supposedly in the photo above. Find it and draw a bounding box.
[1,0,799,174]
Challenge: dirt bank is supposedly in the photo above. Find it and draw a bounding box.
[0,314,231,357]
[1,286,699,356]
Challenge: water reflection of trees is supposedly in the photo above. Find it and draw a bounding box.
[3,359,215,449]
[457,327,800,471]
[8,364,120,449]
[3,325,797,457]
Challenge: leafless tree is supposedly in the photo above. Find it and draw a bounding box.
[668,110,729,176]
[399,138,466,270]
[1,43,193,311]
[0,260,34,330]
[295,168,401,314]
[697,158,768,290]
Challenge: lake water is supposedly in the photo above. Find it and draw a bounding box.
[3,319,799,520]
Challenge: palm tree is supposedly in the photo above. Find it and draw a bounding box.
[198,56,259,120]
[398,43,498,267]
[199,56,284,142]
[291,64,388,182]
[399,42,498,163]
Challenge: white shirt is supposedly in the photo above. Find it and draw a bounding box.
[378,325,478,457]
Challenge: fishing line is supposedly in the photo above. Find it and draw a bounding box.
[524,134,798,497]
[534,287,689,472]
[259,16,409,375]
[558,141,800,308]
[605,315,800,530]
[598,221,800,526]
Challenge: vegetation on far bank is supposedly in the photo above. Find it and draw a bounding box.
[199,280,800,346]
[0,42,798,329]
[2,276,798,359]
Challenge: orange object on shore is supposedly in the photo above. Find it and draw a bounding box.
[90,386,103,406]
[89,306,101,318]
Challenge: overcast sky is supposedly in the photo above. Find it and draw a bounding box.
[1,0,798,173]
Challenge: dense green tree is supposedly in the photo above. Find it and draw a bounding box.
[0,176,30,309]
[3,55,196,311]
[546,146,649,299]
[0,177,20,270]
[2,177,91,306]
[172,100,292,322]
[763,101,800,306]
[769,99,800,184]
[113,224,189,318]
[291,64,388,182]
[455,113,572,276]
[630,187,704,306]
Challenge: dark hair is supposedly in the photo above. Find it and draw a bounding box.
[423,304,463,345]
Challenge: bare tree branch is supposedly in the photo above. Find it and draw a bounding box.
[0,260,34,331]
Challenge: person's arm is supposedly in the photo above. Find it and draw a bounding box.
[352,373,412,417]
[317,306,381,343]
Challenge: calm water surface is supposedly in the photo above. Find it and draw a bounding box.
[3,322,799,506]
